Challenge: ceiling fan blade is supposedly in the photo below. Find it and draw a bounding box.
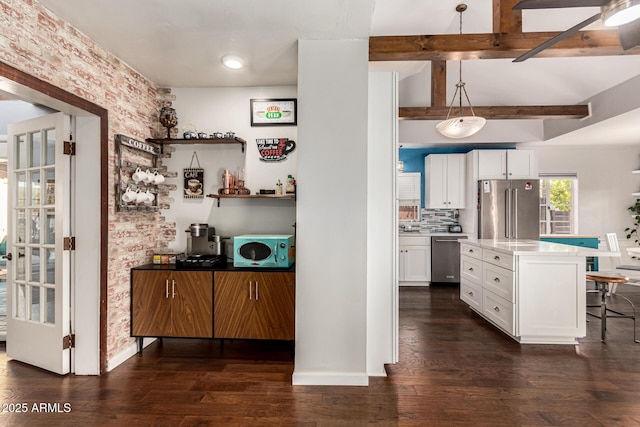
[619,20,640,50]
[513,0,607,10]
[513,13,602,62]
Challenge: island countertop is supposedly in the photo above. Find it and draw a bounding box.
[462,239,619,257]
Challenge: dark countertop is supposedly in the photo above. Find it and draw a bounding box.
[132,262,295,273]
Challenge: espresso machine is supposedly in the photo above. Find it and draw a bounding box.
[178,223,228,268]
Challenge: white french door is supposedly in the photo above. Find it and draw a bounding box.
[6,113,73,375]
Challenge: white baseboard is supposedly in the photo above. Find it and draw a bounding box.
[292,371,369,386]
[106,338,156,372]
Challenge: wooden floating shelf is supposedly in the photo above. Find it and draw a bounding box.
[206,193,295,206]
[146,137,246,153]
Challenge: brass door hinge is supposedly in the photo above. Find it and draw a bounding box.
[62,334,75,349]
[63,141,76,156]
[63,237,75,251]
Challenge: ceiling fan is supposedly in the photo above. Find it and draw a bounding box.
[512,0,640,62]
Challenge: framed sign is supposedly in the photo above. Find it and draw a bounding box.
[184,152,204,199]
[250,98,297,126]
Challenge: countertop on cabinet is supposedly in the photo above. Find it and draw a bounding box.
[132,263,295,273]
[399,231,473,237]
[463,239,619,257]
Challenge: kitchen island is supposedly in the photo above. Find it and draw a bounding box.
[460,239,617,344]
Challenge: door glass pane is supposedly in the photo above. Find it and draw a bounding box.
[30,131,41,167]
[30,209,40,244]
[16,172,26,206]
[30,170,41,205]
[15,209,26,244]
[45,249,55,284]
[30,248,40,282]
[44,209,55,245]
[31,286,40,321]
[45,129,55,166]
[15,284,26,320]
[45,169,55,205]
[16,134,26,169]
[45,288,55,324]
[15,249,25,281]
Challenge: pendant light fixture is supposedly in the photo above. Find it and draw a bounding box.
[602,0,640,27]
[436,4,486,139]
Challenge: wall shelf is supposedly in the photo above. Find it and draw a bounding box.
[146,137,246,153]
[206,193,295,207]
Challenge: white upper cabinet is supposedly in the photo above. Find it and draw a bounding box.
[477,150,538,180]
[397,172,421,200]
[425,154,466,209]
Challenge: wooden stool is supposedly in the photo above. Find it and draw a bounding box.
[586,272,639,343]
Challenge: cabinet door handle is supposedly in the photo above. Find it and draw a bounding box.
[493,305,500,312]
[494,277,500,283]
[165,279,169,299]
[494,255,500,261]
[249,281,253,300]
[256,281,259,301]
[468,267,474,272]
[172,279,176,298]
[467,291,474,296]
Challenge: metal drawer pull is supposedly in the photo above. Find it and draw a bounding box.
[467,291,474,296]
[256,282,259,301]
[468,267,474,271]
[172,280,176,298]
[165,279,169,298]
[494,277,500,282]
[249,281,253,300]
[494,256,500,261]
[493,305,500,312]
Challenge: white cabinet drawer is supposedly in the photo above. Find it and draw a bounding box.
[399,236,430,246]
[483,263,515,303]
[461,255,482,284]
[483,249,514,270]
[460,244,482,260]
[460,279,482,311]
[482,291,515,335]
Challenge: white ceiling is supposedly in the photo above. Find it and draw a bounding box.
[28,0,640,145]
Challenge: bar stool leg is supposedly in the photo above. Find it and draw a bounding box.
[600,281,607,342]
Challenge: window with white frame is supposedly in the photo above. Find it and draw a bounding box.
[539,173,578,235]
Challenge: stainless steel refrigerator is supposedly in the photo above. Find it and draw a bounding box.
[478,179,540,240]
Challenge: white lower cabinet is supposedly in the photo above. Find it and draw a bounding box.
[399,235,431,285]
[460,243,585,344]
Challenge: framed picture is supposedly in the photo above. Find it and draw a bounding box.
[250,98,297,126]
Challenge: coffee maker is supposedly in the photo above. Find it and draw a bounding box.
[180,223,227,268]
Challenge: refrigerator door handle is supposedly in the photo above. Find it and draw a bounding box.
[513,188,518,238]
[505,188,511,239]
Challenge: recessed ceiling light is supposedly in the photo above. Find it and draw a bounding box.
[221,55,244,70]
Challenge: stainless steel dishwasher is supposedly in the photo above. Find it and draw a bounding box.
[431,235,467,283]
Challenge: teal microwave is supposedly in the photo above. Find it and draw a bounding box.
[233,234,295,268]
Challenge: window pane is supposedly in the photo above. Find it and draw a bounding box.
[45,169,55,205]
[31,285,40,321]
[45,288,55,325]
[15,249,25,281]
[15,209,26,244]
[30,248,40,282]
[30,170,41,206]
[30,131,41,167]
[16,134,26,169]
[44,209,55,245]
[16,172,26,207]
[45,129,55,166]
[29,209,40,244]
[15,284,26,320]
[45,249,55,284]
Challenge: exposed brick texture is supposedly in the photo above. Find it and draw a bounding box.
[0,0,177,363]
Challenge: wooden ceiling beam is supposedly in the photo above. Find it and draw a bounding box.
[430,60,447,107]
[493,0,522,34]
[399,105,590,120]
[369,30,639,61]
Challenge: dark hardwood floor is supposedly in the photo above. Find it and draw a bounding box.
[1,285,640,426]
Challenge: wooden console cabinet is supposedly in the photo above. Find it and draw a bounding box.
[131,270,213,338]
[214,271,295,340]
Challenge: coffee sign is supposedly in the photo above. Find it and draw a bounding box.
[256,138,296,162]
[183,168,204,199]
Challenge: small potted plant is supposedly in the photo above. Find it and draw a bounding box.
[625,198,640,254]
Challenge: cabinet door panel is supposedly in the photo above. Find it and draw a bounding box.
[214,271,256,339]
[171,271,213,338]
[404,246,430,282]
[131,270,172,336]
[506,150,537,179]
[446,154,466,208]
[253,273,295,340]
[477,150,507,179]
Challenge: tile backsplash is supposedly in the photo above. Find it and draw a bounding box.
[400,209,459,233]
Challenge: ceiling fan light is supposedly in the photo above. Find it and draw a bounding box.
[603,0,640,27]
[221,55,244,70]
[436,116,486,139]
